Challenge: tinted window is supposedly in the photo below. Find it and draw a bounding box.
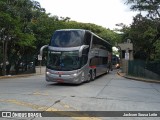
[90,57,107,66]
[92,36,106,49]
[81,55,88,66]
[47,50,80,71]
[84,32,91,45]
[50,30,85,47]
[81,48,89,67]
[92,35,112,52]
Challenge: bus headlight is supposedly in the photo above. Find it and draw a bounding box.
[71,73,78,77]
[71,71,81,77]
[115,64,120,69]
[46,71,50,75]
[73,73,78,77]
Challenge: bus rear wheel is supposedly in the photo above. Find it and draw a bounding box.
[92,70,96,81]
[87,71,92,82]
[107,69,110,74]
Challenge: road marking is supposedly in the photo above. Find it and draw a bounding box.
[0,99,101,120]
[32,91,49,96]
[0,99,48,110]
[59,102,78,110]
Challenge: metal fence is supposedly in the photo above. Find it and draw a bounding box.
[128,60,160,80]
[0,55,36,76]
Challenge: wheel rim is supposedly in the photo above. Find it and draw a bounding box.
[88,72,92,82]
[92,71,95,80]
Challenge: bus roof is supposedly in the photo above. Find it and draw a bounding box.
[54,29,112,47]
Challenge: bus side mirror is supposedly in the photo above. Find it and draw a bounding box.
[79,45,89,57]
[40,45,48,56]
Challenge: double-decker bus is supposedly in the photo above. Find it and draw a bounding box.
[40,29,112,84]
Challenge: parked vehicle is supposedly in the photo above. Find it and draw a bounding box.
[112,55,120,69]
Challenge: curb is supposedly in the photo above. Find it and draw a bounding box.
[0,66,46,79]
[0,73,44,79]
[117,71,160,83]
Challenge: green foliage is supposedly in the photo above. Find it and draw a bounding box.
[121,14,159,60]
[154,40,160,60]
[0,0,120,68]
[125,0,160,20]
[64,21,121,45]
[16,33,36,47]
[0,49,2,63]
[0,0,43,56]
[123,0,160,61]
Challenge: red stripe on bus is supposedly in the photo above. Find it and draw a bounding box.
[57,79,64,83]
[89,66,96,69]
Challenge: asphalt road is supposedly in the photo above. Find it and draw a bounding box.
[0,70,160,120]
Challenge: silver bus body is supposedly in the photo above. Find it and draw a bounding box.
[41,29,112,84]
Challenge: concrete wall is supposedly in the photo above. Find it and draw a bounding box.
[36,66,46,74]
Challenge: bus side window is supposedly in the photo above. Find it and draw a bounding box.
[84,32,91,46]
[82,48,89,55]
[81,55,88,66]
[81,48,89,66]
[102,57,108,64]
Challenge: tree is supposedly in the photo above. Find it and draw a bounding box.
[0,0,44,75]
[0,0,22,75]
[154,40,160,60]
[125,0,160,20]
[124,0,160,60]
[120,14,158,60]
[0,0,121,75]
[64,21,121,45]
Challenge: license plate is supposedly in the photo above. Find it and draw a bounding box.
[56,79,64,83]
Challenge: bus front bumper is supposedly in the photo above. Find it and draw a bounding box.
[45,71,84,84]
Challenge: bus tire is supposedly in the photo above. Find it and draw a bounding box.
[106,68,109,74]
[107,69,110,74]
[87,71,92,82]
[92,70,96,80]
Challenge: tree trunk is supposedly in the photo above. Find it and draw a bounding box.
[2,41,8,76]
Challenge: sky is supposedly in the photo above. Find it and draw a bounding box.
[36,0,138,30]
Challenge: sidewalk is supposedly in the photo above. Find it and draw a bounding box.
[0,66,46,79]
[117,70,160,83]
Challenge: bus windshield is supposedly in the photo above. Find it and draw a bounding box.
[50,30,85,47]
[47,50,80,71]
